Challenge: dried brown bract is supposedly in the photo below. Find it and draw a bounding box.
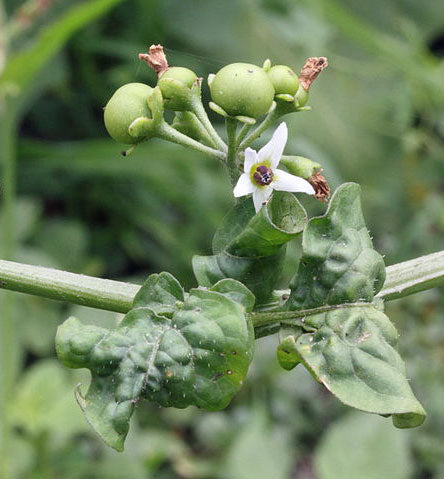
[308,170,330,202]
[299,57,328,91]
[138,44,169,77]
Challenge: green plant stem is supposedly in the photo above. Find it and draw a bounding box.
[157,122,226,161]
[0,110,16,479]
[190,95,227,152]
[0,259,139,314]
[375,250,444,301]
[192,115,219,148]
[1,250,444,325]
[238,105,280,149]
[225,117,238,185]
[236,123,253,148]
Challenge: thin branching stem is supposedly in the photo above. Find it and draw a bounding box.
[225,117,238,185]
[238,106,280,149]
[157,122,226,161]
[190,95,227,152]
[235,122,253,148]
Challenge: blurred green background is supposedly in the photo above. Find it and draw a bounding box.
[0,0,444,478]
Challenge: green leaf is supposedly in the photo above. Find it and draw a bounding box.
[280,183,425,427]
[281,306,426,428]
[287,183,386,310]
[56,280,254,451]
[193,249,285,306]
[210,278,255,312]
[132,271,185,314]
[194,191,307,303]
[315,412,413,479]
[276,333,303,371]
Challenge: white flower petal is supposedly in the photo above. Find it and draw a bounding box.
[272,169,315,195]
[233,173,255,197]
[252,187,273,213]
[244,148,258,174]
[258,122,288,168]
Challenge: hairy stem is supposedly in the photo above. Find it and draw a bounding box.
[236,122,253,148]
[375,250,444,301]
[238,106,280,149]
[0,250,444,324]
[157,122,226,161]
[0,259,139,314]
[190,95,227,152]
[225,117,238,185]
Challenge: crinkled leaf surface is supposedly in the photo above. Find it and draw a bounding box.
[193,191,307,304]
[280,183,425,428]
[56,274,254,451]
[287,182,386,310]
[132,271,184,314]
[281,306,425,428]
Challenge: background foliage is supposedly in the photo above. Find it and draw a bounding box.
[1,0,444,477]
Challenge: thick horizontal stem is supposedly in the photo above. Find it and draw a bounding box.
[0,259,139,313]
[376,250,444,301]
[0,250,443,324]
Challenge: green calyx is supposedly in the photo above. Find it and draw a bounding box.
[267,65,300,96]
[280,156,322,179]
[158,66,198,111]
[104,83,153,144]
[209,63,275,119]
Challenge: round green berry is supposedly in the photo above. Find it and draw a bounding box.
[209,63,275,118]
[267,65,300,96]
[158,67,198,111]
[159,67,197,87]
[104,83,153,144]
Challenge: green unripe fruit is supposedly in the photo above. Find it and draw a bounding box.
[158,67,197,111]
[104,83,153,144]
[210,63,275,118]
[159,66,197,87]
[267,65,300,96]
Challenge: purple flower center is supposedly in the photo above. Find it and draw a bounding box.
[253,165,274,186]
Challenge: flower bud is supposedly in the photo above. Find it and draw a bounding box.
[280,155,321,179]
[267,65,300,96]
[280,156,330,201]
[209,63,275,119]
[104,83,153,144]
[158,66,198,111]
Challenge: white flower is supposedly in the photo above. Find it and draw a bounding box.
[233,122,315,212]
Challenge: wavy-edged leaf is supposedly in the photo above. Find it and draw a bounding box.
[287,182,385,310]
[281,183,425,428]
[132,271,184,314]
[194,191,307,304]
[56,277,254,451]
[280,306,425,428]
